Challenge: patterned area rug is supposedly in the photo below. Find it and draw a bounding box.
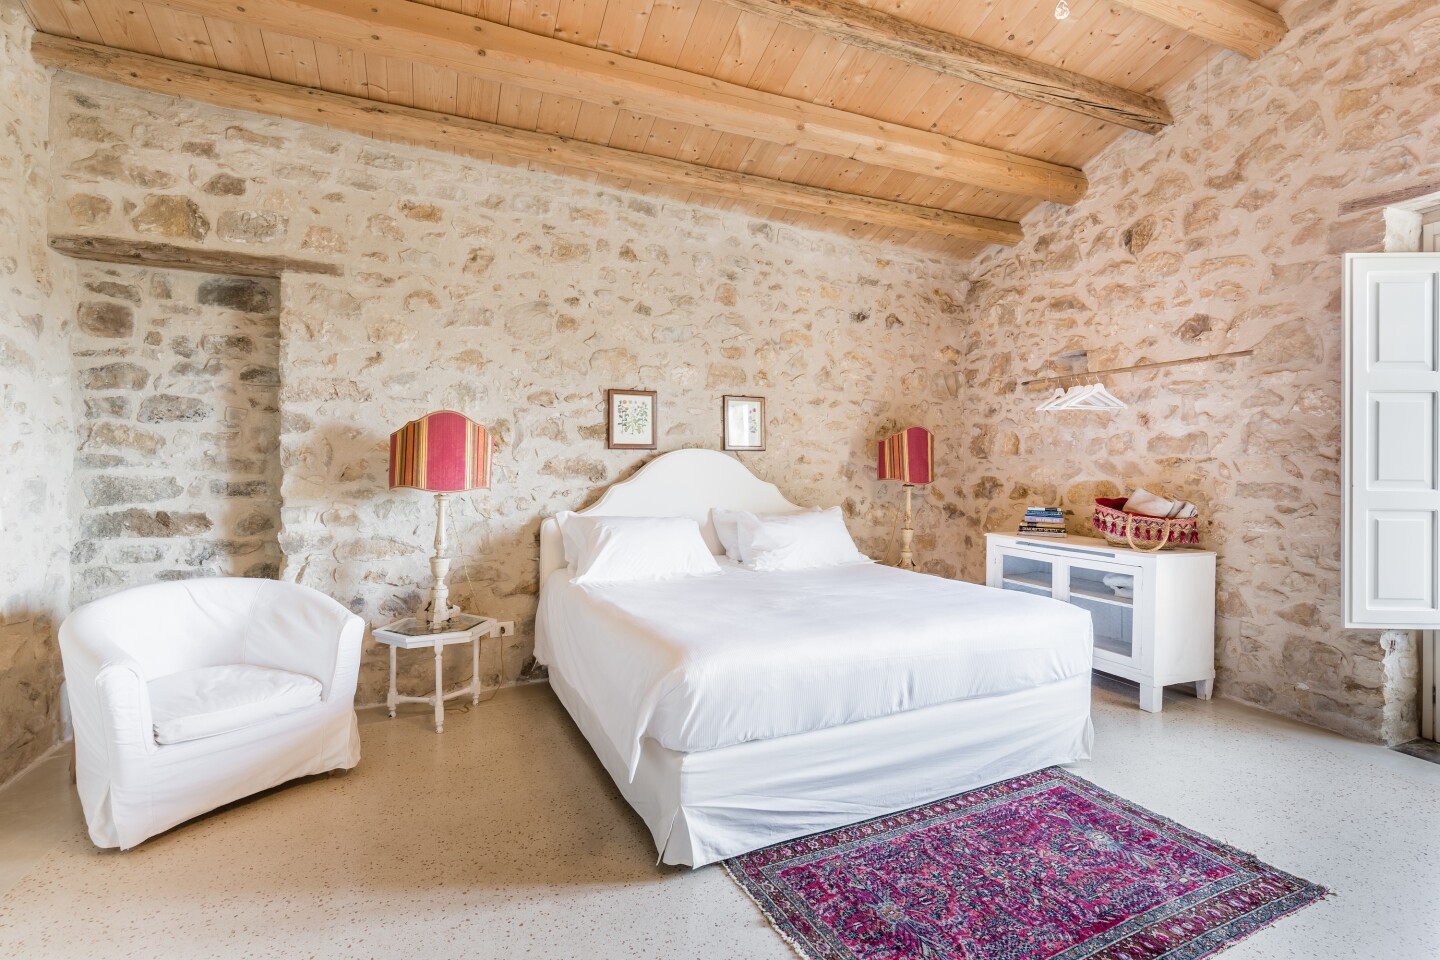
[724,768,1326,960]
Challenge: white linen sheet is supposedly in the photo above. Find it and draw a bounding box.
[535,562,1093,779]
[550,665,1094,867]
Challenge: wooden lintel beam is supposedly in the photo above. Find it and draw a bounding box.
[32,35,1025,246]
[1107,0,1286,60]
[50,234,344,276]
[715,0,1171,133]
[130,0,1085,203]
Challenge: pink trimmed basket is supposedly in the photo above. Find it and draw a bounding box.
[1092,497,1200,552]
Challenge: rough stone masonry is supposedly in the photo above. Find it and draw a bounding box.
[70,264,283,604]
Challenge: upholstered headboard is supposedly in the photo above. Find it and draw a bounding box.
[537,449,804,584]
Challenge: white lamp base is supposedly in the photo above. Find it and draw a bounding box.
[898,484,917,570]
[427,492,461,629]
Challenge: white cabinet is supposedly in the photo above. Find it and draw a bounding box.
[985,532,1216,712]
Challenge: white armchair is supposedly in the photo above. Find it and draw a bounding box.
[60,577,364,849]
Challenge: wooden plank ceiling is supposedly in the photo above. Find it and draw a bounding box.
[23,0,1286,259]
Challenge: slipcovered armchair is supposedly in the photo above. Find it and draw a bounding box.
[60,578,364,849]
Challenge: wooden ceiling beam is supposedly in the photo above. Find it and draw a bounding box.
[126,0,1085,203]
[1106,0,1286,60]
[31,34,1025,246]
[714,0,1171,134]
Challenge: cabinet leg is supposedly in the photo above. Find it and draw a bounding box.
[472,635,481,706]
[434,642,445,734]
[387,646,397,718]
[1195,678,1214,701]
[1139,684,1165,713]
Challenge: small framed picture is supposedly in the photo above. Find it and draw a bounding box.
[722,395,765,452]
[606,389,658,450]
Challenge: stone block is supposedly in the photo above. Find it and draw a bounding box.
[67,193,112,225]
[197,277,276,314]
[83,475,183,507]
[77,301,134,338]
[130,194,209,240]
[210,479,272,498]
[83,396,132,419]
[82,509,214,539]
[201,173,246,196]
[83,280,141,304]
[216,210,287,244]
[138,394,210,423]
[83,422,165,456]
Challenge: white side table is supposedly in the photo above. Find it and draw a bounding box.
[373,614,497,733]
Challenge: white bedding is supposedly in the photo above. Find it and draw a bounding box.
[535,561,1093,779]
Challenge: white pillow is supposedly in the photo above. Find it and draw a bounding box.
[711,507,819,561]
[711,508,750,561]
[556,513,722,583]
[737,507,872,572]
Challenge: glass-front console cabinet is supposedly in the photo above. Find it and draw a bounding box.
[985,532,1217,712]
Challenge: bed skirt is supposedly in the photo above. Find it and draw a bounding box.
[547,668,1094,868]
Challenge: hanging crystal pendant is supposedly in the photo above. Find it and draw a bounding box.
[1055,0,1070,19]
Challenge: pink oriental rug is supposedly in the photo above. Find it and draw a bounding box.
[724,767,1326,960]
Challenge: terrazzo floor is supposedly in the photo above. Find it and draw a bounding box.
[1,676,1437,959]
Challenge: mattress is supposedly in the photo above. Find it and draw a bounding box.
[535,561,1093,778]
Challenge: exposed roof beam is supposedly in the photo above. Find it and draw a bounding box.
[1106,0,1286,60]
[31,34,1025,247]
[130,0,1085,203]
[714,0,1171,134]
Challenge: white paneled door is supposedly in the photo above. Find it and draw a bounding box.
[1344,254,1440,628]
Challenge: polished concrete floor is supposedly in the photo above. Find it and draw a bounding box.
[1,677,1437,960]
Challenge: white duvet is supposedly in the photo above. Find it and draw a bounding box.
[535,561,1093,780]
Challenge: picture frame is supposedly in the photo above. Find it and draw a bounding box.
[606,389,658,450]
[722,395,766,452]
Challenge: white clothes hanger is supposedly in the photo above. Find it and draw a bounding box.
[1039,377,1126,412]
[1036,388,1068,411]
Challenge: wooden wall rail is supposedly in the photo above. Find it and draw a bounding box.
[49,234,345,276]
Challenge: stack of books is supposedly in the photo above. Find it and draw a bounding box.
[1019,506,1066,537]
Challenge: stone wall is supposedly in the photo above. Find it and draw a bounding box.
[0,0,74,786]
[36,0,1433,743]
[49,75,965,704]
[952,0,1438,744]
[71,264,282,603]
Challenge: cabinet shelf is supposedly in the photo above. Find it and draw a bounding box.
[1004,574,1132,607]
[1068,583,1133,608]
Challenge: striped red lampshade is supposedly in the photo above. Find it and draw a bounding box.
[388,410,492,492]
[877,426,934,485]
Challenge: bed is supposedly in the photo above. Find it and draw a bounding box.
[535,449,1094,867]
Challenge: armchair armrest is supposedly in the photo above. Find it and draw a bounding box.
[94,661,159,756]
[326,614,364,706]
[244,581,364,704]
[59,621,158,759]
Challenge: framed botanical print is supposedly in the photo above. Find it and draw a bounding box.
[722,395,765,452]
[606,389,658,450]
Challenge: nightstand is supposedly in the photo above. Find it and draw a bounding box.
[373,614,498,733]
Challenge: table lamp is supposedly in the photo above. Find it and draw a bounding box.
[388,410,492,629]
[877,426,934,570]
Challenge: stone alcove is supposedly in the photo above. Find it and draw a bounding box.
[56,239,340,604]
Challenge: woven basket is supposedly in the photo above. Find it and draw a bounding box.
[1092,497,1200,552]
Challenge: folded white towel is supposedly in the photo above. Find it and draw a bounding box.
[1123,487,1197,519]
